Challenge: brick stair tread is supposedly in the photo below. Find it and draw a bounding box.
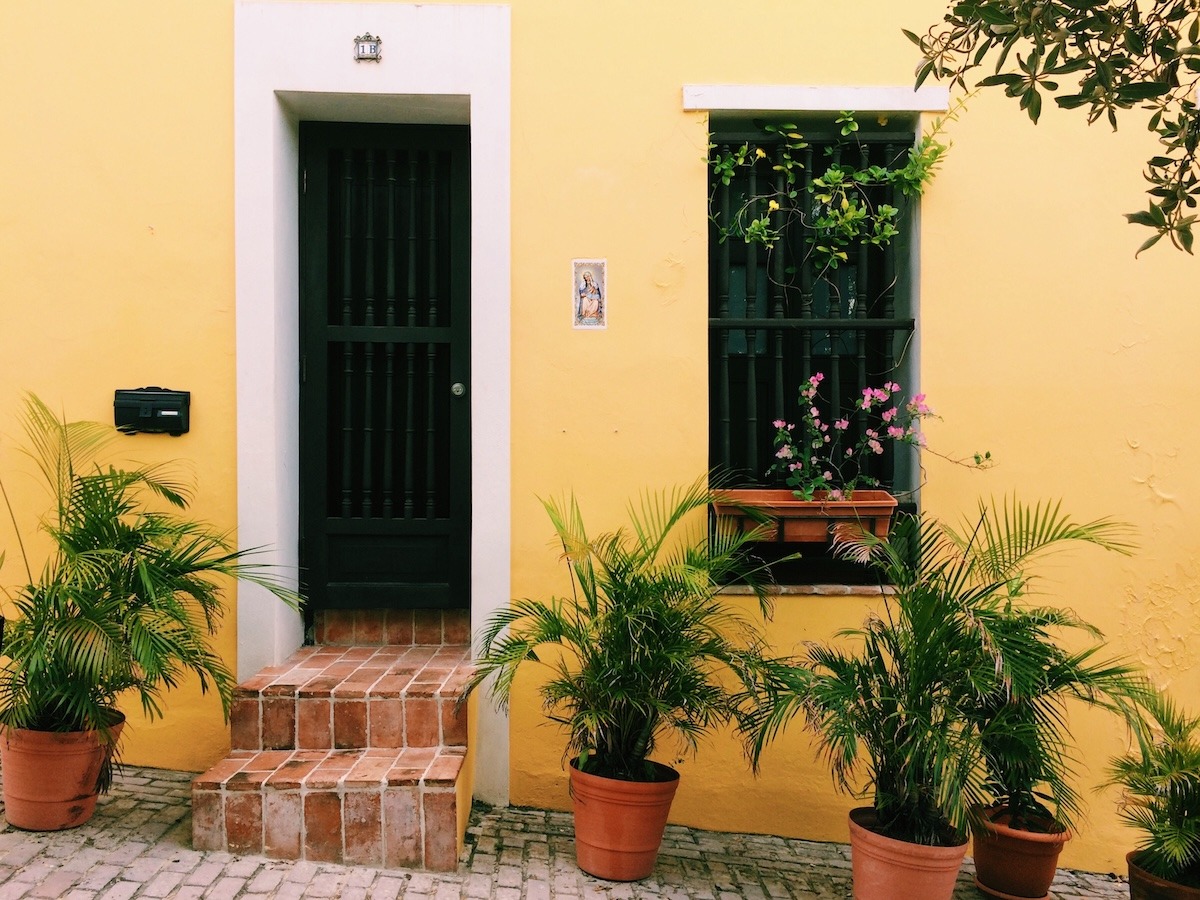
[194,746,466,792]
[193,746,465,869]
[231,644,473,753]
[237,644,474,701]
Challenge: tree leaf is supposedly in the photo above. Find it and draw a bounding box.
[1027,88,1043,123]
[1134,231,1164,256]
[1125,210,1159,227]
[978,73,1024,87]
[1178,223,1195,254]
[1117,82,1171,101]
[975,4,1016,26]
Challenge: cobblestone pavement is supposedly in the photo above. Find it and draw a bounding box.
[0,767,1129,899]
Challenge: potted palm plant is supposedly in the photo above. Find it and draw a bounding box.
[1108,690,1200,899]
[0,395,300,830]
[746,498,1135,900]
[935,498,1147,900]
[964,617,1146,900]
[463,477,788,881]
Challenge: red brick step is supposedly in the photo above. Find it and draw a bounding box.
[230,644,471,752]
[191,746,464,870]
[193,608,475,872]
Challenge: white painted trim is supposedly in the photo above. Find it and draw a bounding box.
[683,84,950,113]
[234,1,512,805]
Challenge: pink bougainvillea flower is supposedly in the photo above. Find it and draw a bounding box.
[834,418,849,431]
[907,393,932,416]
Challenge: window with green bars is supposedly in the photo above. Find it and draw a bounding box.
[708,120,923,579]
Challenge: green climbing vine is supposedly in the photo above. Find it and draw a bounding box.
[708,107,958,277]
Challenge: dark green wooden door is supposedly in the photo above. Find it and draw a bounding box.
[299,123,470,611]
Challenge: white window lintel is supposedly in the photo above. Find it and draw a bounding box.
[683,84,950,114]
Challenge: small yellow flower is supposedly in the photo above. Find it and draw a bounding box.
[754,147,766,159]
[768,200,780,212]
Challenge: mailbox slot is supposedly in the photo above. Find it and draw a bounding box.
[114,388,190,436]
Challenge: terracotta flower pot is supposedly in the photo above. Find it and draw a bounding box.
[1128,852,1200,900]
[712,489,898,543]
[847,807,968,900]
[971,806,1070,900]
[569,761,680,881]
[0,715,124,831]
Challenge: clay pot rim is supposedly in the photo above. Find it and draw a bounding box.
[0,710,126,744]
[975,805,1071,844]
[849,805,970,850]
[568,759,680,785]
[1127,850,1200,892]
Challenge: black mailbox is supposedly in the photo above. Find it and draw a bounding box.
[114,387,190,436]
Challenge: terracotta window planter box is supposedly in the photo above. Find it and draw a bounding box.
[712,488,898,544]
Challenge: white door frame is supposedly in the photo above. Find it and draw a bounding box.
[233,1,511,804]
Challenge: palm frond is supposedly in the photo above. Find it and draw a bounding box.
[465,476,791,780]
[0,397,301,782]
[773,497,1142,844]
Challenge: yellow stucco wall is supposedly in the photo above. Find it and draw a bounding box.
[1,0,1197,876]
[0,4,238,769]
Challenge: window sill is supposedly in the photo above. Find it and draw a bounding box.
[718,583,894,597]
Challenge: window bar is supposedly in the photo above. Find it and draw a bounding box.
[404,153,419,519]
[799,145,814,377]
[340,150,356,518]
[882,143,899,375]
[425,153,439,518]
[361,154,377,518]
[854,144,871,464]
[827,145,844,430]
[382,151,397,519]
[772,149,786,423]
[717,152,732,470]
[744,166,760,471]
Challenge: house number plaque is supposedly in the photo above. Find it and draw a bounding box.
[354,33,382,62]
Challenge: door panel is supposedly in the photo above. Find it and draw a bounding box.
[300,123,470,611]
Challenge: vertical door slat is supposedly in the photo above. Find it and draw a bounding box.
[340,150,356,517]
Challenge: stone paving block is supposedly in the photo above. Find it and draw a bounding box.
[96,881,138,900]
[271,881,306,900]
[182,860,225,887]
[372,875,407,900]
[75,865,121,891]
[27,870,80,898]
[0,843,42,869]
[140,870,184,898]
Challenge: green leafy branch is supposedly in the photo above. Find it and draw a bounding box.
[908,0,1200,255]
[708,110,953,277]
